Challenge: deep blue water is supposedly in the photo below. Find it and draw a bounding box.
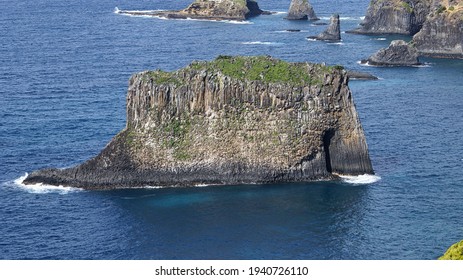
[1,0,462,259]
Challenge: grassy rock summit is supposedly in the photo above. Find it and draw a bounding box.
[350,0,463,58]
[439,240,463,260]
[24,56,374,189]
[117,0,267,21]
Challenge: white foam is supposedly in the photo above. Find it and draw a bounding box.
[270,11,287,15]
[12,173,83,194]
[358,60,373,67]
[328,41,344,45]
[338,174,381,185]
[241,41,283,45]
[306,38,318,42]
[372,37,387,41]
[114,8,166,15]
[114,8,252,24]
[412,63,432,68]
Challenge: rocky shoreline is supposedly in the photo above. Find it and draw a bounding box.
[24,56,374,189]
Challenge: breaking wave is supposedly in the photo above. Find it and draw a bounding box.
[241,41,283,45]
[339,174,381,185]
[11,173,83,194]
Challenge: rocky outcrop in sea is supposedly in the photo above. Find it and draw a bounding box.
[350,0,462,59]
[361,40,421,66]
[348,0,432,35]
[24,56,374,189]
[117,0,269,21]
[286,0,319,21]
[307,14,341,42]
[413,4,463,58]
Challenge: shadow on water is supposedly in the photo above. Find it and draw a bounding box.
[99,181,372,259]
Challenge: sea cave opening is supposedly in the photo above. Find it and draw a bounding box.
[323,129,335,173]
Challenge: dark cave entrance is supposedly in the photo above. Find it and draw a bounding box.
[323,129,335,173]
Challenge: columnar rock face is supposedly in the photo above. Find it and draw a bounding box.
[308,14,341,41]
[286,0,319,20]
[348,0,432,35]
[24,56,374,189]
[117,0,266,21]
[413,5,463,58]
[361,40,421,66]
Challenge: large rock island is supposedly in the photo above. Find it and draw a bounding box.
[117,0,267,21]
[24,56,374,189]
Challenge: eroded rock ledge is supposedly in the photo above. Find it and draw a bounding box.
[24,56,374,189]
[117,0,269,21]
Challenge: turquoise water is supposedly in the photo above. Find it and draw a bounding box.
[1,0,462,259]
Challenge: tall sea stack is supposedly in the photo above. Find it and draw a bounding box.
[308,14,341,41]
[24,56,374,189]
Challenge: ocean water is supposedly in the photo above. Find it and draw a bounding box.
[1,0,462,259]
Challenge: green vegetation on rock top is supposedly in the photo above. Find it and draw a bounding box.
[190,55,339,86]
[439,240,463,260]
[146,70,183,86]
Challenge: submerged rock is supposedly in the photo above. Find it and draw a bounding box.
[286,0,319,21]
[439,240,463,260]
[346,70,379,80]
[307,14,341,41]
[361,40,421,66]
[413,5,463,58]
[117,0,269,21]
[24,56,374,189]
[347,0,432,35]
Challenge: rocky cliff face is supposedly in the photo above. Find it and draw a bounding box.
[24,56,374,189]
[117,0,266,21]
[286,0,319,20]
[349,0,432,35]
[413,4,463,58]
